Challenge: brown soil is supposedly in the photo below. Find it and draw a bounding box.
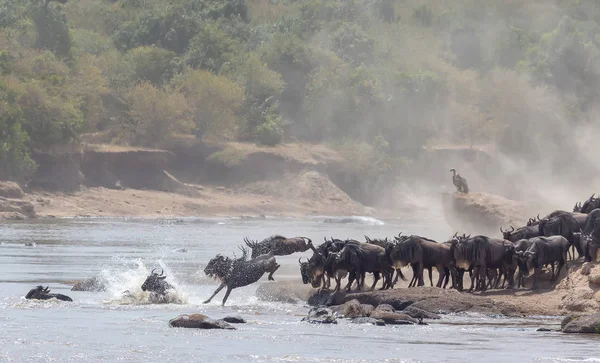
[25,173,367,218]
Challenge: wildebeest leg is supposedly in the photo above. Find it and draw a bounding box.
[435,266,445,288]
[428,267,433,287]
[221,286,233,306]
[370,272,380,290]
[344,271,355,292]
[335,276,341,292]
[203,283,226,304]
[267,263,280,281]
[531,268,540,290]
[417,262,425,287]
[549,263,556,282]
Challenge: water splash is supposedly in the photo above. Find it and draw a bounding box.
[99,258,189,305]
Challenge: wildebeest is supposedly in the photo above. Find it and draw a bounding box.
[385,235,452,288]
[141,269,174,296]
[539,212,579,260]
[578,194,600,214]
[25,286,73,302]
[582,209,600,238]
[244,235,314,259]
[501,225,541,242]
[204,247,280,306]
[581,233,600,262]
[452,234,515,292]
[450,168,469,194]
[514,236,569,290]
[300,237,352,289]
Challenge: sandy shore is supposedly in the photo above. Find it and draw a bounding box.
[24,185,371,219]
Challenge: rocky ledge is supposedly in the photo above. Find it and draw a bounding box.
[441,191,533,235]
[307,287,521,317]
[561,313,600,334]
[0,181,36,220]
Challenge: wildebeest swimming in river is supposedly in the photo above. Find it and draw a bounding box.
[203,246,280,306]
[25,286,73,302]
[244,235,314,259]
[141,269,174,297]
[450,169,469,194]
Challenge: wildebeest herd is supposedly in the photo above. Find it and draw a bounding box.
[200,193,600,305]
[23,193,600,307]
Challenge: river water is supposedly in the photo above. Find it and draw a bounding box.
[1,216,600,363]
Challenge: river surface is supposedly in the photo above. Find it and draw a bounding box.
[1,216,600,363]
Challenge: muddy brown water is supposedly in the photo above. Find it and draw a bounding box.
[1,216,600,362]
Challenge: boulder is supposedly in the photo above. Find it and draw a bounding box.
[374,304,395,313]
[562,313,600,334]
[221,316,246,324]
[331,299,369,318]
[169,314,236,330]
[403,306,441,320]
[368,311,417,325]
[351,317,386,326]
[302,307,337,324]
[0,181,24,199]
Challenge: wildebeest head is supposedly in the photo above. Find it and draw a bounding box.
[582,233,600,262]
[204,255,233,282]
[500,226,515,241]
[299,257,310,284]
[306,253,326,288]
[141,269,171,295]
[513,251,531,276]
[36,285,50,293]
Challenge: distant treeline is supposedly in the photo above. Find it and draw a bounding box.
[1,0,599,182]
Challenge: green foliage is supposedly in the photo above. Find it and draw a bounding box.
[184,22,240,73]
[174,68,244,140]
[18,81,85,145]
[30,2,73,61]
[0,80,36,181]
[124,46,178,85]
[207,146,247,167]
[123,81,188,147]
[254,113,284,146]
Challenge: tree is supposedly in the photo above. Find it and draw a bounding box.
[174,69,244,140]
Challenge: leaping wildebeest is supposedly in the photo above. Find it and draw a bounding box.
[25,286,73,302]
[203,246,280,306]
[244,235,314,259]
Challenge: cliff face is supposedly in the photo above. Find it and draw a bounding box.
[441,191,534,235]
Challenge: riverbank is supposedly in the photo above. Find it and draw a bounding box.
[24,183,369,219]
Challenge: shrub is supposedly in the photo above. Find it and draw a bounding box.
[18,81,85,145]
[0,80,36,181]
[174,69,244,140]
[254,113,284,146]
[30,2,73,61]
[124,46,178,85]
[124,82,188,147]
[184,22,240,73]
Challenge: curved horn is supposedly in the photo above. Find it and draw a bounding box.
[453,232,458,238]
[151,268,156,275]
[298,257,303,265]
[500,226,504,233]
[365,235,371,242]
[509,226,515,232]
[160,269,164,276]
[536,214,540,220]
